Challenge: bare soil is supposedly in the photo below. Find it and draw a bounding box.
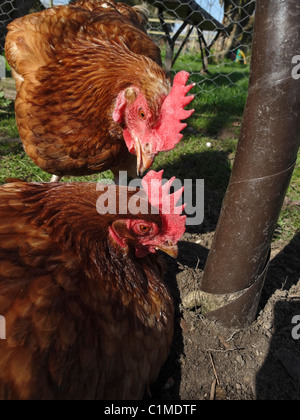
[151,198,300,401]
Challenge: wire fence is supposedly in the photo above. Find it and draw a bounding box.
[0,0,255,95]
[145,0,255,95]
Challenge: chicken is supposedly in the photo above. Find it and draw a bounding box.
[5,0,194,180]
[0,170,186,400]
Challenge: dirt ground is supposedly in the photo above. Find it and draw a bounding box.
[151,194,300,401]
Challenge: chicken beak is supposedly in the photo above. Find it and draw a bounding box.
[135,140,155,176]
[156,244,179,259]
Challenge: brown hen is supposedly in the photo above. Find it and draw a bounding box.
[5,0,194,179]
[0,170,186,400]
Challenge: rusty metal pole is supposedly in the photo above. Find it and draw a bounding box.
[184,0,300,328]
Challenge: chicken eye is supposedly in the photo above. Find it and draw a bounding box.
[138,108,146,120]
[139,224,150,233]
[132,223,151,235]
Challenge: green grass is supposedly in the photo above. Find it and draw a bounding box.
[0,57,299,243]
[0,141,113,184]
[0,92,18,138]
[275,160,300,242]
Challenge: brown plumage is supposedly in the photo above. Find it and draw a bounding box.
[0,174,185,400]
[5,0,194,179]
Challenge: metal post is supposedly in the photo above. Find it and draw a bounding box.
[183,0,300,328]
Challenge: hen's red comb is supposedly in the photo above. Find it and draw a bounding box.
[155,71,195,152]
[142,170,186,242]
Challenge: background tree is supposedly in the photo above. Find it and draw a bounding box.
[214,0,255,60]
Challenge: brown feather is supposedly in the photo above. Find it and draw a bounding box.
[5,1,169,177]
[0,182,174,400]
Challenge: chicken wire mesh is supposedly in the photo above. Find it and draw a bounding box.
[145,0,255,96]
[0,0,255,96]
